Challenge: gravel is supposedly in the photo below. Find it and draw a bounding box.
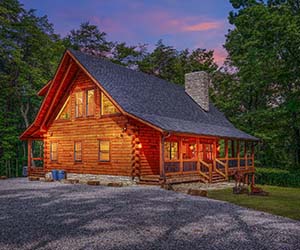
[0,178,299,250]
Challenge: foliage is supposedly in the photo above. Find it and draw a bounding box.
[211,0,300,169]
[0,0,64,164]
[255,167,300,187]
[208,185,300,220]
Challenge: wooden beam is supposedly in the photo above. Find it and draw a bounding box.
[179,137,183,174]
[251,142,255,167]
[196,138,200,172]
[237,140,240,171]
[40,62,73,131]
[245,141,248,169]
[27,140,32,176]
[224,139,229,180]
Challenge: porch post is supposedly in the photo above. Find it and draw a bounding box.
[237,140,240,171]
[27,139,32,176]
[213,139,217,172]
[245,141,248,169]
[159,134,165,182]
[251,142,255,168]
[179,137,183,173]
[196,138,200,172]
[224,139,229,180]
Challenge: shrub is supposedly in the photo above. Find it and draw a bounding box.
[255,168,300,187]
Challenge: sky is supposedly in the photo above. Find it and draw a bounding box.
[20,0,234,65]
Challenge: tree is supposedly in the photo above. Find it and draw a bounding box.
[0,0,64,163]
[218,0,300,169]
[138,40,217,85]
[64,22,112,57]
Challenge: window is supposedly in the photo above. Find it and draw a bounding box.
[99,140,110,162]
[75,92,83,118]
[50,142,58,161]
[56,98,71,120]
[74,142,82,161]
[86,89,95,116]
[101,92,119,115]
[164,141,178,160]
[182,140,197,160]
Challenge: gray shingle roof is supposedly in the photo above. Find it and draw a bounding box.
[70,49,258,141]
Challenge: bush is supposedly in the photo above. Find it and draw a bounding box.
[255,168,300,187]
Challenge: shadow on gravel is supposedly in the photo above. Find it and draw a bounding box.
[0,180,299,250]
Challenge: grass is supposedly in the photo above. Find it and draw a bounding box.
[207,185,300,221]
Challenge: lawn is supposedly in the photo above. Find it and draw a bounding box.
[208,185,300,221]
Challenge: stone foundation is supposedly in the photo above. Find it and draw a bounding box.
[46,172,137,186]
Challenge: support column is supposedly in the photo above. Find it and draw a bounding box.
[179,137,183,174]
[237,140,240,171]
[27,139,32,176]
[251,142,255,168]
[225,139,229,180]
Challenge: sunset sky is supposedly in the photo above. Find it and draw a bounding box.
[20,0,234,65]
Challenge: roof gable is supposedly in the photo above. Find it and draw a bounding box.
[21,49,258,141]
[69,49,258,140]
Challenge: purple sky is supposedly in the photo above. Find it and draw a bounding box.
[20,0,233,65]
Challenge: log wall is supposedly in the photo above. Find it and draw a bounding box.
[43,71,160,176]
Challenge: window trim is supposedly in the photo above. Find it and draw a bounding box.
[74,141,82,162]
[50,141,58,162]
[98,139,111,162]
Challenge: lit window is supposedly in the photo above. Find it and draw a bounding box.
[99,140,110,162]
[74,142,82,161]
[75,92,83,118]
[50,142,58,161]
[86,89,95,116]
[56,98,70,120]
[164,141,178,160]
[101,92,119,115]
[182,140,197,160]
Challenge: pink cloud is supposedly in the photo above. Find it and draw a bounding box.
[183,21,223,32]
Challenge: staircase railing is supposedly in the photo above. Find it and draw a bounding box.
[199,160,212,182]
[215,159,228,180]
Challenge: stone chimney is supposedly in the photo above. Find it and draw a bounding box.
[185,71,210,112]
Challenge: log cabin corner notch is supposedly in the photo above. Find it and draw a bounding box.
[20,49,259,184]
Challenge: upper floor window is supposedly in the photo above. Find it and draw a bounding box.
[56,98,70,120]
[50,142,58,161]
[99,140,110,162]
[75,92,83,118]
[164,141,178,160]
[101,92,119,116]
[86,89,95,116]
[74,141,82,162]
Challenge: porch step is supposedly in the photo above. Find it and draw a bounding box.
[211,172,226,183]
[29,168,45,178]
[138,175,161,185]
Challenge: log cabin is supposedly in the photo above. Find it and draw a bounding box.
[20,49,259,184]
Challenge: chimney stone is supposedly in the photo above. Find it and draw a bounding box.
[185,71,210,112]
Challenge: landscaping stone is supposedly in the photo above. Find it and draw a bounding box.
[107,182,123,187]
[0,176,7,180]
[28,176,39,181]
[87,180,100,186]
[187,189,208,197]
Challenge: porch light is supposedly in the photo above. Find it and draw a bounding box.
[137,143,142,149]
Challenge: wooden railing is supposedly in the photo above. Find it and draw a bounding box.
[199,160,212,182]
[215,159,227,180]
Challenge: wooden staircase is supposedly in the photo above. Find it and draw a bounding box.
[138,175,161,185]
[211,171,226,183]
[29,168,45,179]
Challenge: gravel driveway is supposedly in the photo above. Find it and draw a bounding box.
[0,178,299,250]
